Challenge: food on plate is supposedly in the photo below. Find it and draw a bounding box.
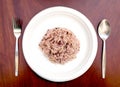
[39,27,80,64]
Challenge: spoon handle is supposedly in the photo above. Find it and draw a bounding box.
[102,40,106,79]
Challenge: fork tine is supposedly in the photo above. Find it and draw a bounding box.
[13,18,22,29]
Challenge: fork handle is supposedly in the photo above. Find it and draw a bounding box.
[15,38,19,76]
[102,40,106,79]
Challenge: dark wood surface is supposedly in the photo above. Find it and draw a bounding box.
[0,0,120,87]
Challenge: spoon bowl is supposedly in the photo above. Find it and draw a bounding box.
[98,19,111,40]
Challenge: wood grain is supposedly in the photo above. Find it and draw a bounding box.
[0,0,120,87]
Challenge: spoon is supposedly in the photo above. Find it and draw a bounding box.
[98,19,111,79]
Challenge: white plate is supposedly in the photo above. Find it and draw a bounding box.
[22,6,98,82]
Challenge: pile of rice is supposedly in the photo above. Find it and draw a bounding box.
[39,27,80,64]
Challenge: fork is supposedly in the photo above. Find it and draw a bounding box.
[13,18,22,76]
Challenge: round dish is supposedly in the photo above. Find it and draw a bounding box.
[22,6,98,82]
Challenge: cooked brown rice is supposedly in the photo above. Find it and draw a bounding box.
[39,27,80,64]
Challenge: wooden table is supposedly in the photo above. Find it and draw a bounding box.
[0,0,120,87]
